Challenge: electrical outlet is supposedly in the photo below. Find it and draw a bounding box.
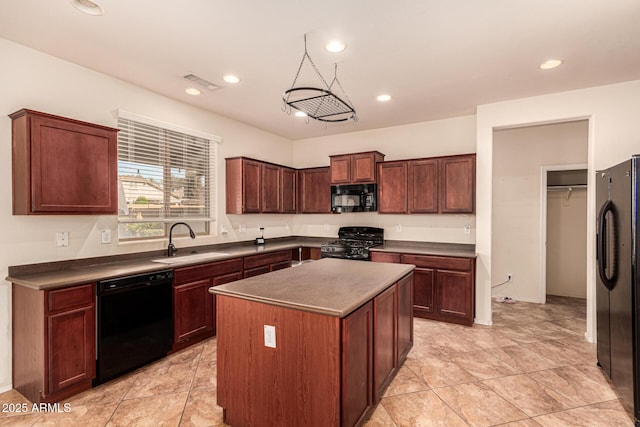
[100,229,111,244]
[264,325,276,348]
[239,224,246,233]
[395,224,402,232]
[220,224,228,235]
[55,232,69,247]
[323,223,329,230]
[507,273,513,282]
[464,224,471,235]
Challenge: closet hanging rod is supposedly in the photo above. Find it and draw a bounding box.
[547,185,587,191]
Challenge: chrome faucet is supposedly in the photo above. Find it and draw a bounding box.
[167,222,196,257]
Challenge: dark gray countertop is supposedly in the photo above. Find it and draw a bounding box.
[6,238,325,291]
[371,240,476,258]
[210,258,415,318]
[6,237,475,291]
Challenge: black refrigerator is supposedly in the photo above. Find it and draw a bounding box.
[596,154,639,424]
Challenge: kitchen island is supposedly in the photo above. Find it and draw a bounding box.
[210,258,415,427]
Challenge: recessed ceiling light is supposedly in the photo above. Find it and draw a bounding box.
[185,87,202,96]
[223,75,240,84]
[71,0,104,16]
[376,94,392,102]
[539,59,563,70]
[325,40,346,53]
[294,111,308,118]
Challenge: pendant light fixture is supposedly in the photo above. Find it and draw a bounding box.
[282,35,357,123]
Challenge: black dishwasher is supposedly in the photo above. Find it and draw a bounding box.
[95,269,174,385]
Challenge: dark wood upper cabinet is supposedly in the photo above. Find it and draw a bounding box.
[409,158,439,213]
[281,167,297,214]
[261,163,281,213]
[378,154,474,215]
[330,151,385,184]
[10,109,118,215]
[378,161,408,213]
[298,167,331,213]
[439,154,475,213]
[226,157,261,214]
[330,154,352,184]
[226,157,295,214]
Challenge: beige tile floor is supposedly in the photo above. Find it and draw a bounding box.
[0,295,634,426]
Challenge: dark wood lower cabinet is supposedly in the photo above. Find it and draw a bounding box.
[373,285,397,402]
[342,301,373,427]
[12,283,96,403]
[413,267,435,316]
[216,272,413,426]
[173,258,243,351]
[243,250,292,278]
[371,251,475,326]
[396,274,414,363]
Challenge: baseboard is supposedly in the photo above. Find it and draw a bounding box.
[0,383,13,394]
[492,295,544,304]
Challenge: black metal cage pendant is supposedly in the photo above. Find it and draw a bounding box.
[282,35,357,123]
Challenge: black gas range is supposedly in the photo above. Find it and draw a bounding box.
[320,226,384,261]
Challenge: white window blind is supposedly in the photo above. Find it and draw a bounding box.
[116,111,218,240]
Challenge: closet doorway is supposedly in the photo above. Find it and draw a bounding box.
[542,166,588,299]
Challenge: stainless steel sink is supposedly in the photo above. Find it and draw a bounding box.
[151,252,230,264]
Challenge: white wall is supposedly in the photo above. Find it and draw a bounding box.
[0,38,294,392]
[476,80,640,338]
[492,121,588,302]
[292,116,478,242]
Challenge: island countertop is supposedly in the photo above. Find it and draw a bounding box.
[209,258,415,318]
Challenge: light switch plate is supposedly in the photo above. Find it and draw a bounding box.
[264,325,276,348]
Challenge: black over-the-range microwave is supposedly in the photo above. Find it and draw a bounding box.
[331,184,377,213]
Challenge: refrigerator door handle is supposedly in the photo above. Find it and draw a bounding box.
[597,199,617,290]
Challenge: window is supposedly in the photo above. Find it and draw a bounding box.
[116,110,219,241]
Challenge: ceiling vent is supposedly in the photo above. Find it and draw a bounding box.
[183,74,219,91]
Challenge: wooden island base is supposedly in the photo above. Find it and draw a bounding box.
[214,264,414,427]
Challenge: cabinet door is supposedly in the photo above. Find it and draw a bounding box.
[47,305,95,394]
[14,111,117,214]
[341,301,373,427]
[373,285,397,402]
[409,159,438,213]
[242,159,262,213]
[174,279,214,343]
[397,274,414,364]
[439,155,475,213]
[298,167,331,213]
[261,163,281,213]
[436,270,473,321]
[330,155,351,184]
[281,167,297,213]
[212,272,243,333]
[413,267,435,317]
[378,161,408,213]
[352,153,379,183]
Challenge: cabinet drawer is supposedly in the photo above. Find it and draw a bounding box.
[370,252,401,263]
[400,254,472,271]
[244,250,291,270]
[174,258,243,285]
[47,284,94,313]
